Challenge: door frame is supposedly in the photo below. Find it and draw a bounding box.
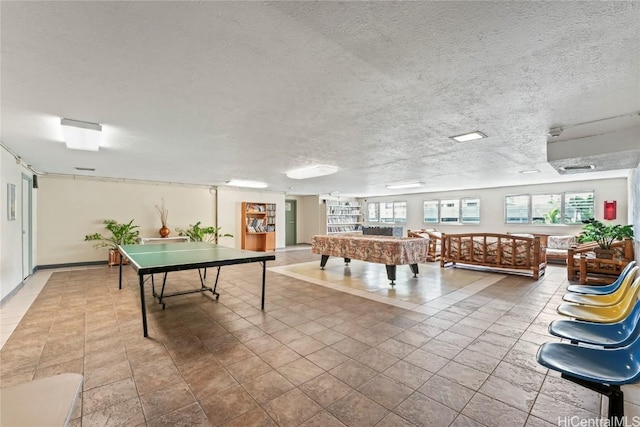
[285,199,297,246]
[21,173,33,280]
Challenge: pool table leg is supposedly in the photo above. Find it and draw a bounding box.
[409,263,419,277]
[385,265,396,286]
[320,255,329,270]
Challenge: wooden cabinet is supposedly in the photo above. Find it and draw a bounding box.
[241,202,276,251]
[324,200,362,234]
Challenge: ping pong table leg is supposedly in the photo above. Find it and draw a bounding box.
[139,274,148,337]
[118,252,123,290]
[261,261,266,310]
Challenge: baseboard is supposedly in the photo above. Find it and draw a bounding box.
[36,261,107,270]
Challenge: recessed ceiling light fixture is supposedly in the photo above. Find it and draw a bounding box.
[286,165,338,180]
[520,169,540,174]
[450,131,487,142]
[225,179,268,189]
[386,182,425,190]
[61,118,102,151]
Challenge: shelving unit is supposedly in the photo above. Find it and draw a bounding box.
[241,202,276,251]
[324,200,362,234]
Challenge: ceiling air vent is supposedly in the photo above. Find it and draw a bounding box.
[75,167,95,171]
[560,165,595,172]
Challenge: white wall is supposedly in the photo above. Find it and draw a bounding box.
[284,195,322,244]
[37,176,216,265]
[630,166,640,263]
[216,187,285,249]
[362,178,629,236]
[1,148,37,301]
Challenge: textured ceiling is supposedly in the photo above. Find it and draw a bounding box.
[1,1,638,196]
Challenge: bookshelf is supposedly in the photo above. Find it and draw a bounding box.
[241,202,276,251]
[324,200,362,234]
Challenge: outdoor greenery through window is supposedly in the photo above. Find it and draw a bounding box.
[505,191,594,224]
[422,198,480,224]
[369,201,407,223]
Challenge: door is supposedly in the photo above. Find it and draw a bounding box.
[21,174,33,280]
[285,199,297,246]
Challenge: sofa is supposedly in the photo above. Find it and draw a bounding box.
[440,233,546,279]
[545,235,578,264]
[407,229,442,262]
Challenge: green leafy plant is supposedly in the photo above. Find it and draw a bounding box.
[176,221,233,243]
[84,219,140,249]
[543,207,562,224]
[578,218,634,249]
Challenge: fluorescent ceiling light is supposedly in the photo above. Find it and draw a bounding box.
[386,182,425,189]
[61,118,102,151]
[560,165,595,171]
[225,179,268,189]
[450,131,487,142]
[520,169,540,174]
[286,165,338,179]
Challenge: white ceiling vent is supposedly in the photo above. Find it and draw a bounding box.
[547,123,640,175]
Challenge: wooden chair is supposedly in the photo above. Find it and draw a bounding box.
[567,239,634,284]
[407,229,442,262]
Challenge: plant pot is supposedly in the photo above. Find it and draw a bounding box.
[594,247,615,259]
[108,249,128,266]
[159,226,170,238]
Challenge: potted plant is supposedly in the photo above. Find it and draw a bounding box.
[578,218,634,259]
[84,219,140,265]
[176,221,233,244]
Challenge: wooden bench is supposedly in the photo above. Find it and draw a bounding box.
[440,233,546,279]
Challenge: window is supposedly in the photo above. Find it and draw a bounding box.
[423,200,439,223]
[564,192,594,224]
[423,197,480,224]
[505,192,594,224]
[367,203,379,222]
[393,201,407,223]
[380,202,395,223]
[461,198,480,224]
[531,194,561,224]
[505,195,530,224]
[440,199,460,222]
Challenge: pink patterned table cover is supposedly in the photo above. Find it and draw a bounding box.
[311,235,430,265]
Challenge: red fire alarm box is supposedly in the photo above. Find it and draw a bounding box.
[604,200,617,220]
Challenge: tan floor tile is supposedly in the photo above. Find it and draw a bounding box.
[147,402,211,427]
[222,407,277,427]
[453,348,501,374]
[404,348,450,373]
[450,414,488,427]
[242,370,295,404]
[200,384,258,426]
[357,374,413,410]
[418,375,476,412]
[306,347,350,371]
[355,347,399,372]
[376,412,415,427]
[287,336,325,356]
[263,388,322,427]
[327,391,389,426]
[311,329,346,346]
[438,361,490,391]
[82,396,146,426]
[479,375,538,412]
[299,372,353,408]
[299,410,347,427]
[383,359,432,389]
[259,345,301,368]
[394,391,458,426]
[140,381,195,420]
[225,355,272,383]
[83,377,139,414]
[463,392,529,426]
[375,338,418,359]
[330,359,378,389]
[330,337,371,358]
[271,327,307,344]
[277,357,324,386]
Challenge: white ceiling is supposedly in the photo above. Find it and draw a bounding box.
[1,1,638,197]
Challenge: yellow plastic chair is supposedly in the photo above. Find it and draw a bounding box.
[557,276,640,323]
[562,267,638,307]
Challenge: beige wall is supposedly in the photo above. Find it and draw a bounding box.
[37,176,215,265]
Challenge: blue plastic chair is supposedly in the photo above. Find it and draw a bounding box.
[537,335,640,423]
[549,298,640,348]
[567,261,636,295]
[562,267,638,306]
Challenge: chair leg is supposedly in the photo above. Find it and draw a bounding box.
[608,385,624,426]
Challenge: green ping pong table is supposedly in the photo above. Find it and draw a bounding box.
[118,242,276,337]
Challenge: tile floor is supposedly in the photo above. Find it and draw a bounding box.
[1,248,639,426]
